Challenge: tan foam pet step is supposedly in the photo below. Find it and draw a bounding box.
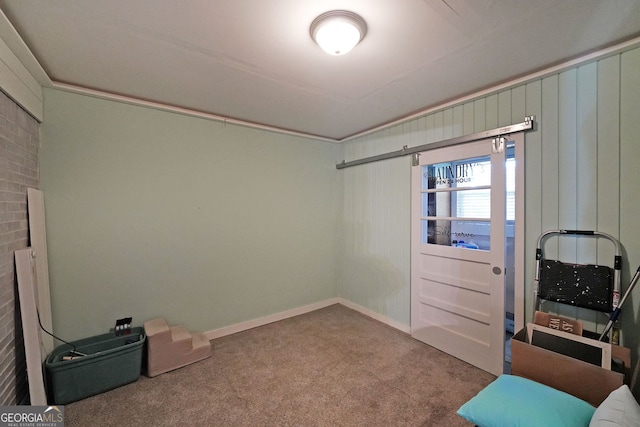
[143,317,212,377]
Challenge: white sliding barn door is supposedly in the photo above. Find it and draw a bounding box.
[411,137,507,375]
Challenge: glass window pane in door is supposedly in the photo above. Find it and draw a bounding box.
[421,219,491,249]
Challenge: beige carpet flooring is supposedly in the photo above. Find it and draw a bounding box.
[63,304,496,426]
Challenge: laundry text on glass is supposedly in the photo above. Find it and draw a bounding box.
[425,162,484,187]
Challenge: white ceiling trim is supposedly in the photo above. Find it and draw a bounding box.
[26,33,640,143]
[51,81,340,143]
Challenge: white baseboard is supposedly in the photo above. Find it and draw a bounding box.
[204,297,410,340]
[204,298,340,340]
[336,298,411,334]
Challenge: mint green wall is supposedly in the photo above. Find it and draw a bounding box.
[340,46,640,382]
[40,88,340,340]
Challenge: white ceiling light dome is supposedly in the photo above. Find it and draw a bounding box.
[310,10,367,56]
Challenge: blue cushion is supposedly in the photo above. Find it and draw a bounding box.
[457,374,595,427]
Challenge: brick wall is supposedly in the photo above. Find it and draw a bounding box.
[0,90,40,405]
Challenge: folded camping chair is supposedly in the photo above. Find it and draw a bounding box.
[533,230,622,341]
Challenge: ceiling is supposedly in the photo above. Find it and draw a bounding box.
[1,1,639,141]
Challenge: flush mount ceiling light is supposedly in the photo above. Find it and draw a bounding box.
[310,10,367,56]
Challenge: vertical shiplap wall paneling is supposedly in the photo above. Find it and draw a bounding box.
[576,63,598,261]
[486,94,498,130]
[540,75,560,259]
[340,134,364,303]
[463,102,475,135]
[412,115,422,146]
[474,98,486,132]
[339,120,412,325]
[389,123,411,322]
[558,71,579,256]
[425,113,436,144]
[443,108,454,139]
[594,55,621,335]
[596,55,621,263]
[416,114,426,145]
[558,69,579,319]
[340,131,363,304]
[433,110,444,142]
[620,47,640,362]
[520,82,541,323]
[452,104,464,137]
[340,47,640,352]
[497,90,512,127]
[576,62,599,328]
[511,86,527,130]
[558,69,579,249]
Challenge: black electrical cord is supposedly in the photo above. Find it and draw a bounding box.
[36,309,82,357]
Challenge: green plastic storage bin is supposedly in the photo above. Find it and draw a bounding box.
[45,327,146,404]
